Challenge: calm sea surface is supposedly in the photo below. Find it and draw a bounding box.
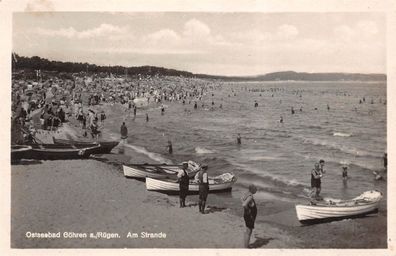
[104,81,387,216]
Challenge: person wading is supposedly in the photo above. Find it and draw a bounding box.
[195,165,209,214]
[166,140,173,154]
[310,163,323,200]
[237,133,242,145]
[177,162,190,208]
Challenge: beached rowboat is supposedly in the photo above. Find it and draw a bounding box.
[146,173,237,194]
[295,190,382,224]
[11,145,32,164]
[53,138,119,154]
[24,143,101,160]
[123,160,201,180]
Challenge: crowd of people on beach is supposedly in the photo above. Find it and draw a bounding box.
[11,70,216,144]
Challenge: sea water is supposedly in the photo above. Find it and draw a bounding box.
[104,81,387,216]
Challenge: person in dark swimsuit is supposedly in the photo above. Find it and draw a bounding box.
[177,162,190,208]
[195,165,209,213]
[242,184,257,248]
[311,163,322,199]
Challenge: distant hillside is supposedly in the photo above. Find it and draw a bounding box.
[12,54,386,81]
[253,71,386,82]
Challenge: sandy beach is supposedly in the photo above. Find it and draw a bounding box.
[11,154,387,249]
[11,158,289,248]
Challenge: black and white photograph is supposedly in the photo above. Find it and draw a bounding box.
[2,0,395,254]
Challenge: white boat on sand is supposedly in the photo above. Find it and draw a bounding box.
[146,173,237,194]
[123,160,201,180]
[295,190,382,224]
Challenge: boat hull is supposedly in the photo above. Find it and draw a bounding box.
[298,208,379,225]
[53,138,119,154]
[24,144,100,160]
[123,160,201,180]
[146,174,236,195]
[11,145,32,164]
[123,165,180,180]
[295,190,382,224]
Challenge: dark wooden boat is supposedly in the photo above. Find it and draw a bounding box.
[24,143,100,160]
[53,138,119,154]
[11,145,32,164]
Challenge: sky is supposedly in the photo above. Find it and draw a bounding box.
[12,12,386,76]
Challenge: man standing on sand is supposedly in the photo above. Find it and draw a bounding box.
[120,122,128,154]
[177,162,190,208]
[195,165,209,213]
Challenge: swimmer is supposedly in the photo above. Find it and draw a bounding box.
[280,116,283,123]
[291,107,295,115]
